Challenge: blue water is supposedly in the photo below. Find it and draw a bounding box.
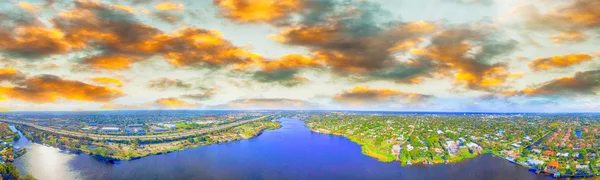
[12,118,552,180]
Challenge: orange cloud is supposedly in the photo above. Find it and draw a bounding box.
[0,26,71,59]
[411,28,517,90]
[154,3,184,11]
[214,0,302,23]
[516,0,600,34]
[92,77,123,87]
[488,70,600,98]
[0,75,123,103]
[17,2,40,13]
[154,97,198,109]
[274,21,436,74]
[258,54,321,71]
[333,86,432,105]
[549,32,588,45]
[0,68,20,81]
[529,53,594,71]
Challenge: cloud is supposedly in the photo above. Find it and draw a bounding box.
[514,0,600,38]
[154,97,199,109]
[41,0,259,71]
[101,97,201,110]
[249,54,320,86]
[181,88,218,101]
[0,74,123,103]
[486,70,600,98]
[210,98,318,110]
[213,0,305,24]
[529,53,594,71]
[154,3,184,11]
[17,2,41,13]
[333,86,433,106]
[0,68,26,82]
[148,78,193,90]
[151,11,183,25]
[0,20,70,59]
[549,32,589,45]
[522,70,600,97]
[411,27,519,90]
[91,77,123,87]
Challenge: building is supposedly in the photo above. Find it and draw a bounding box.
[100,127,120,133]
[164,124,177,129]
[391,144,402,155]
[466,142,482,153]
[445,141,458,155]
[545,161,560,174]
[152,126,166,133]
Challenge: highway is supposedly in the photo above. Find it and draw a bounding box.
[0,116,270,142]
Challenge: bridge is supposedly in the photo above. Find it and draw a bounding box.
[0,116,270,142]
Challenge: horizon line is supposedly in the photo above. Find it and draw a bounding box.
[0,109,598,114]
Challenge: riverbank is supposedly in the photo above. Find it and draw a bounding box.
[15,120,281,161]
[307,126,596,178]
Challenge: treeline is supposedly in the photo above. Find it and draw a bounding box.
[0,162,36,180]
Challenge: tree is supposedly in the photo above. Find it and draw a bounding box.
[19,174,37,180]
[5,163,20,180]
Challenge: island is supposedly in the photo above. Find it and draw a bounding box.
[302,112,600,178]
[0,112,281,161]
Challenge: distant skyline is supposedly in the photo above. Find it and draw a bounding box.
[0,0,599,112]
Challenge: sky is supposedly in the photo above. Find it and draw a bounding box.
[0,0,598,112]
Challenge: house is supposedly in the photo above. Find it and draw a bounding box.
[467,142,482,153]
[532,149,542,154]
[163,124,176,129]
[545,161,560,174]
[445,141,458,155]
[543,150,555,157]
[151,126,166,133]
[391,144,402,155]
[406,144,414,151]
[557,152,569,158]
[527,159,544,167]
[100,127,120,133]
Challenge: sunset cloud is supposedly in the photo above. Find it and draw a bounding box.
[214,0,305,23]
[101,97,201,110]
[0,74,123,103]
[155,97,199,109]
[411,27,518,90]
[487,70,600,98]
[91,77,123,87]
[154,3,184,11]
[520,70,600,97]
[515,0,600,36]
[180,88,218,101]
[333,86,432,106]
[529,53,594,71]
[148,78,193,90]
[549,32,589,45]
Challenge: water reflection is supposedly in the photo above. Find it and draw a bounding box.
[10,126,83,180]
[8,119,553,180]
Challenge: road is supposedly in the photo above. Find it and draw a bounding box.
[0,116,270,142]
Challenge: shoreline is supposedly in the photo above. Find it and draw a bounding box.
[13,121,282,161]
[308,127,598,178]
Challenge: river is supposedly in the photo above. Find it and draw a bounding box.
[10,118,553,180]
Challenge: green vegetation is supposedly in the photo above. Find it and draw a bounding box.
[17,119,281,161]
[304,112,600,177]
[0,162,37,180]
